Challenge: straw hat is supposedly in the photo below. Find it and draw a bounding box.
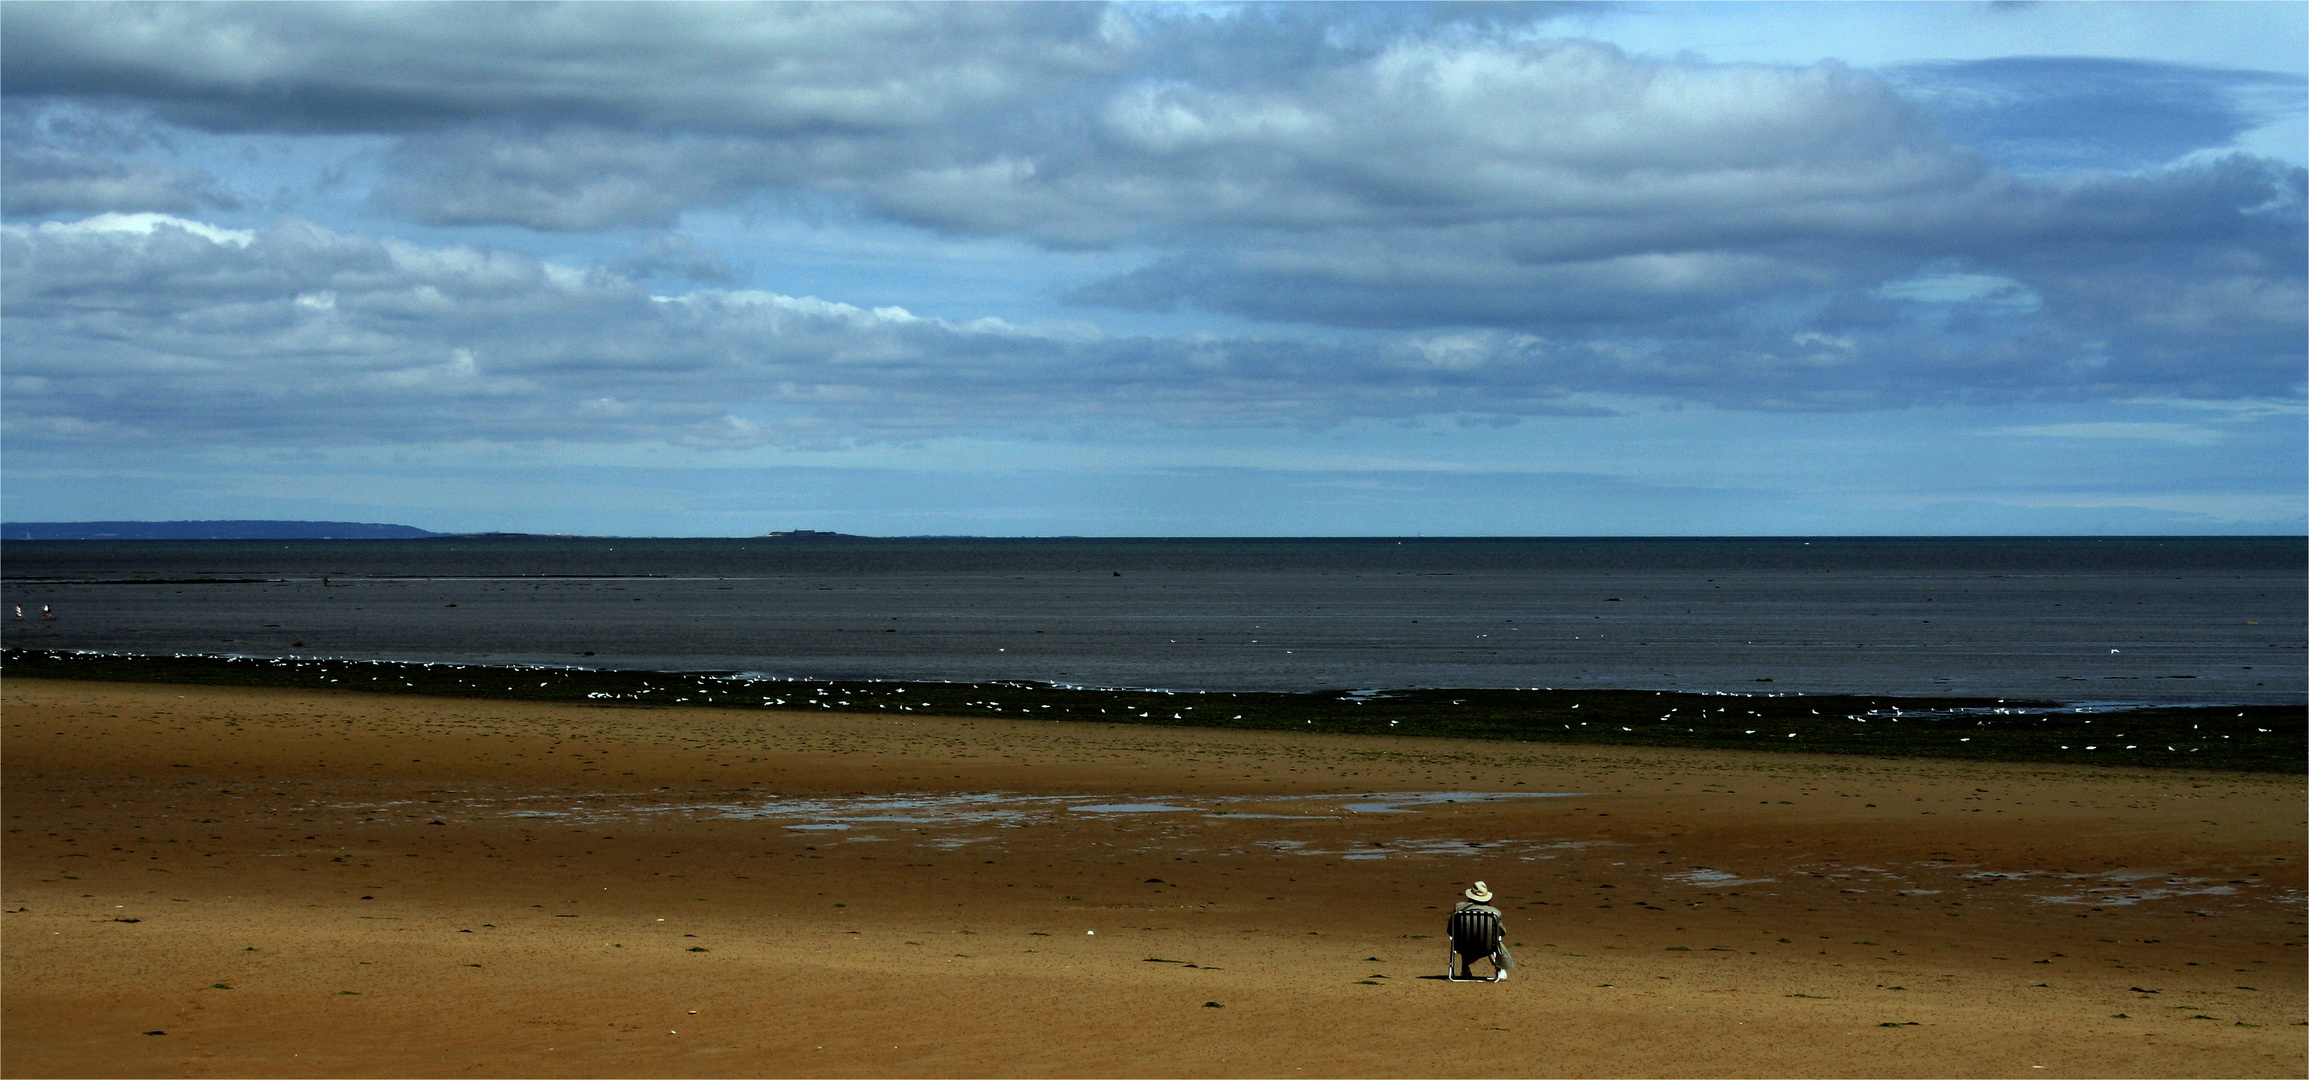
[1464,881,1493,903]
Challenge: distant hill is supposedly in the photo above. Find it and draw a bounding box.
[3,520,440,540]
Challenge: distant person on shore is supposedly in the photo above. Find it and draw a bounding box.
[1451,881,1513,980]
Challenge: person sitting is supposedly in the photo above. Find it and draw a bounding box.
[1450,880,1513,980]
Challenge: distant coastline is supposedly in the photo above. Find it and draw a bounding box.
[2,520,440,541]
[1,522,894,541]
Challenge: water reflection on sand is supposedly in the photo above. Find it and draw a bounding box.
[305,786,2303,913]
[705,789,1580,832]
[420,788,1584,860]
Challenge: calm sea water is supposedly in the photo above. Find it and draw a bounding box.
[3,537,2300,703]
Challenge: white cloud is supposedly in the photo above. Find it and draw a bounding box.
[25,210,254,246]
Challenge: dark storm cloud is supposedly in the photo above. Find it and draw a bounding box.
[8,211,2295,457]
[1885,57,2306,174]
[612,231,741,286]
[0,2,1118,134]
[0,214,1612,448]
[4,3,1979,240]
[0,145,238,217]
[367,128,808,231]
[1073,155,2306,401]
[1,0,2301,442]
[0,99,240,216]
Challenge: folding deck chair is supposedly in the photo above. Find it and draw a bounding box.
[1446,907,1505,982]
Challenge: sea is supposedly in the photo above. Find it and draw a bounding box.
[2,536,2301,705]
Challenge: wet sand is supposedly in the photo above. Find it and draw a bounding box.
[4,677,2302,1078]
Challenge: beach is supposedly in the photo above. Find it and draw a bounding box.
[4,677,2302,1078]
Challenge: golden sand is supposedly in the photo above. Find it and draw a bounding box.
[4,677,2302,1078]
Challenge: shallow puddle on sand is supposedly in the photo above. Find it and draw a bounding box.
[1261,837,1601,861]
[1334,792,1566,813]
[1960,868,2249,907]
[1664,868,1778,888]
[697,789,1578,830]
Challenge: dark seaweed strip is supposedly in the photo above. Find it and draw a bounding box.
[5,648,2298,773]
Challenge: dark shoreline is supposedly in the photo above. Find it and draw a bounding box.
[8,647,2297,773]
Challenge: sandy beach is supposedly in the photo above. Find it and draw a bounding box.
[4,677,2302,1078]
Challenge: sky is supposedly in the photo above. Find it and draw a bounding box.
[2,1,2303,537]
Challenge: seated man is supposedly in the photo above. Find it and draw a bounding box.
[1450,881,1514,980]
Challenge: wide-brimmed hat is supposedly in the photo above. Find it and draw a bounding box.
[1464,881,1493,903]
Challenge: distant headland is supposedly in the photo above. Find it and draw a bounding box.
[3,520,441,540]
[2,522,878,540]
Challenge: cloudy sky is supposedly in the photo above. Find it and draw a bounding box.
[4,1,2302,536]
